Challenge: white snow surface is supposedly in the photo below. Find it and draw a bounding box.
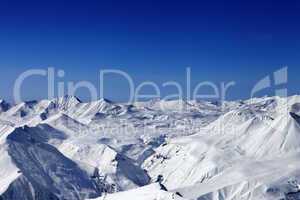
[0,95,300,199]
[88,183,187,200]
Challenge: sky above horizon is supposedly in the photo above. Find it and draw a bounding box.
[0,0,300,103]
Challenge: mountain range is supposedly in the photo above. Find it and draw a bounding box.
[1,95,300,200]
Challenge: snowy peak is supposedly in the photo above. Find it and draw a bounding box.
[50,95,82,110]
[5,101,38,118]
[0,99,10,113]
[59,95,82,103]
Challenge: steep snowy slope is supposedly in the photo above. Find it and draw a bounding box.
[59,140,150,191]
[1,126,101,200]
[0,124,18,195]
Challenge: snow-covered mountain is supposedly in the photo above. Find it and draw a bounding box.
[1,95,300,199]
[0,100,10,113]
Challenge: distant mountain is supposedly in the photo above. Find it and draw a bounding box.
[0,100,10,113]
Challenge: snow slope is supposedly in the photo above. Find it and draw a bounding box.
[2,126,101,200]
[88,183,187,200]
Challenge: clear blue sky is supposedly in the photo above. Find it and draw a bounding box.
[0,0,300,102]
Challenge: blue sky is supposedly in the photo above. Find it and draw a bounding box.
[0,0,300,102]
